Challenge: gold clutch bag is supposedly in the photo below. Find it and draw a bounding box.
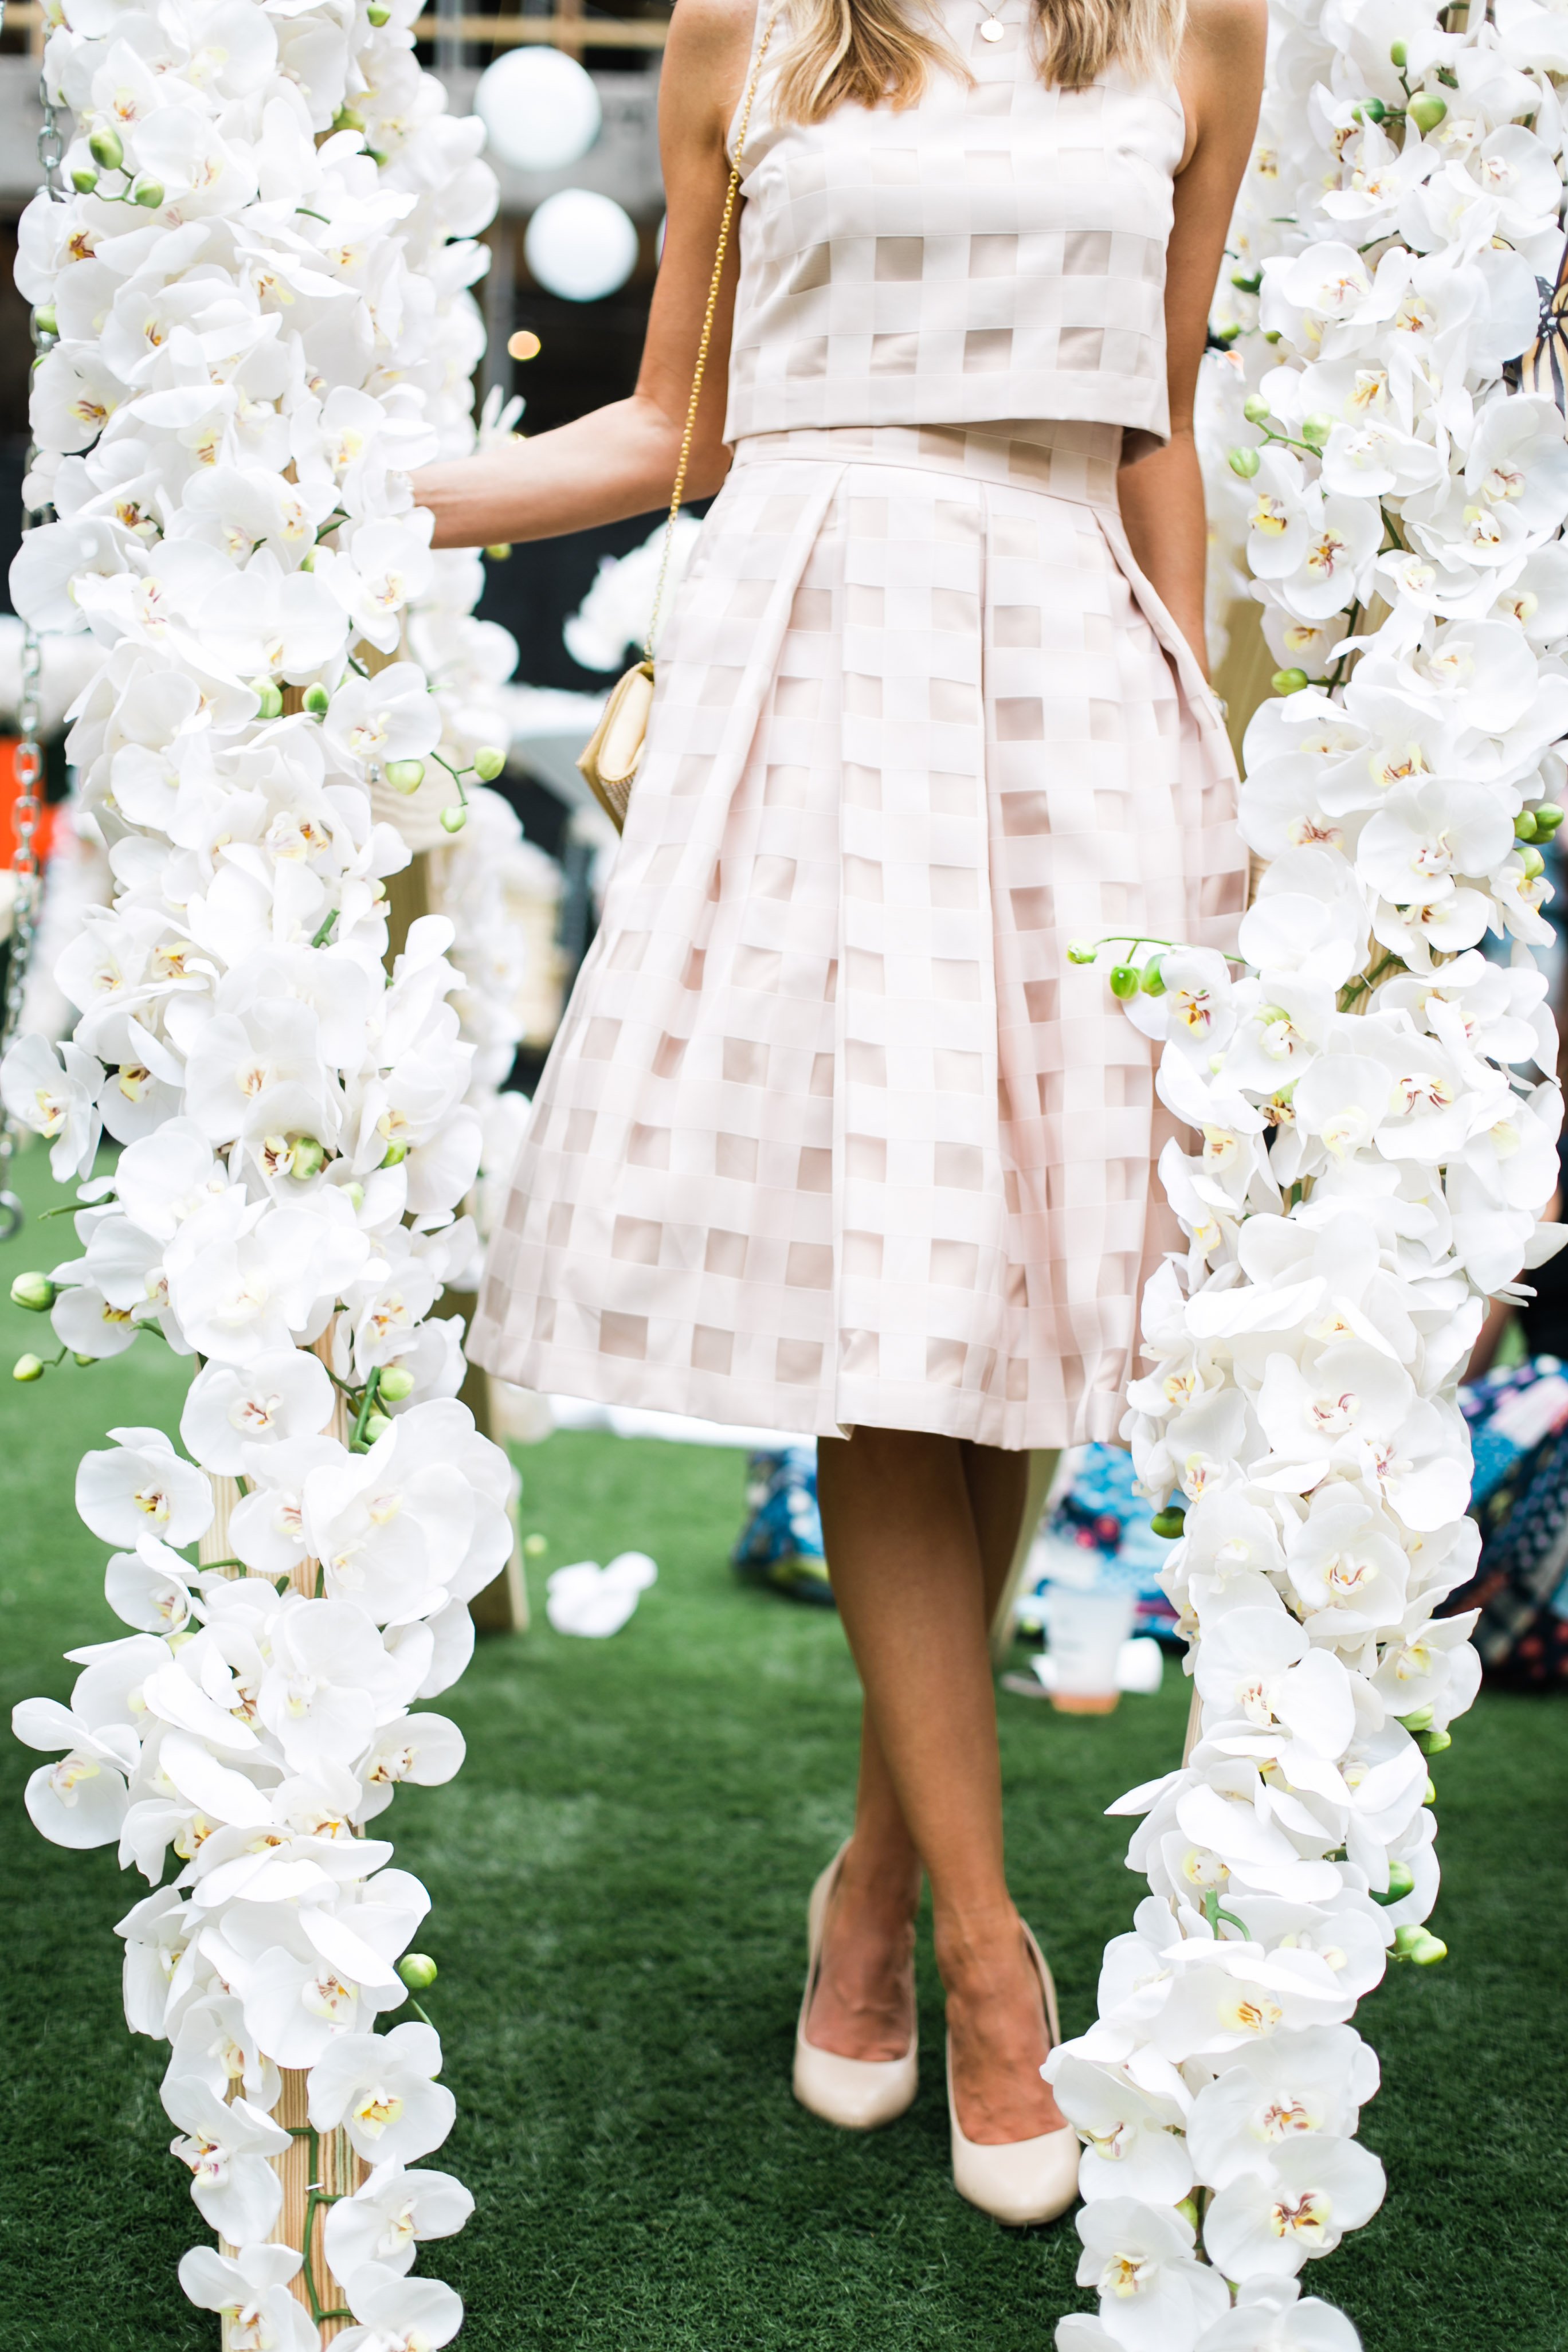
[574,4,778,835]
[576,657,654,831]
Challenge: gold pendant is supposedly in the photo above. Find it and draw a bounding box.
[979,12,1005,36]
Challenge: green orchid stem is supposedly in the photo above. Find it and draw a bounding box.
[349,1365,382,1451]
[1076,933,1248,966]
[311,908,338,949]
[199,1557,245,1571]
[294,2128,349,2329]
[296,207,330,223]
[1338,951,1402,1012]
[405,1994,436,2028]
[1204,1890,1250,1939]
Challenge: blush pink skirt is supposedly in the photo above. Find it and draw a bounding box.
[468,420,1245,1448]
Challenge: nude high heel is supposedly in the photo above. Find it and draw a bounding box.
[946,1923,1079,2225]
[791,1840,919,2131]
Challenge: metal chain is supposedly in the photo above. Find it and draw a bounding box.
[0,51,67,1240]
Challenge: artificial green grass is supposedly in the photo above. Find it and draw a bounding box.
[1,1136,1565,2350]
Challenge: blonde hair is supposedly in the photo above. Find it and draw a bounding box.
[773,0,1185,120]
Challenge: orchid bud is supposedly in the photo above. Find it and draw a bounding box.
[1397,1705,1433,1732]
[332,106,366,131]
[33,305,57,339]
[89,124,124,171]
[1411,1931,1447,1965]
[1228,446,1261,479]
[1519,845,1546,880]
[1263,329,1282,344]
[1242,393,1272,425]
[289,1136,327,1181]
[1408,92,1447,134]
[1370,1860,1415,1906]
[523,1531,548,1557]
[1213,322,1240,345]
[13,1354,45,1383]
[133,180,164,209]
[1534,803,1564,835]
[1362,96,1387,123]
[362,1410,394,1443]
[72,167,99,194]
[368,1,391,19]
[440,804,468,833]
[1175,2197,1201,2234]
[484,544,512,560]
[1065,938,1096,965]
[1230,269,1262,295]
[249,677,284,720]
[1515,810,1538,841]
[1272,668,1310,695]
[473,746,506,782]
[399,1951,438,1990]
[1150,1503,1186,1539]
[1140,955,1166,998]
[1418,1726,1452,1756]
[73,1351,97,1367]
[1108,962,1139,999]
[1300,413,1333,449]
[1422,1775,1436,1805]
[385,758,425,794]
[10,1272,56,1313]
[366,148,389,168]
[342,1181,366,1210]
[1389,38,1407,63]
[303,683,330,718]
[378,1364,416,1402]
[1394,1924,1445,1964]
[380,1139,410,1167]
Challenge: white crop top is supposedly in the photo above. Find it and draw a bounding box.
[722,0,1184,446]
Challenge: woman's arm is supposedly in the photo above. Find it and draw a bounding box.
[411,0,756,550]
[1116,0,1267,675]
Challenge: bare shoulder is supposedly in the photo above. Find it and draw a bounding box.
[1181,0,1268,78]
[665,0,761,82]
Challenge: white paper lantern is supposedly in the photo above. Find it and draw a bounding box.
[475,45,601,173]
[525,189,639,302]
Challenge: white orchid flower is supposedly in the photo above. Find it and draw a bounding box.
[323,661,443,777]
[179,1346,336,1474]
[1050,2055,1194,2205]
[308,2020,457,2165]
[1193,2278,1363,2350]
[76,1425,214,1550]
[1203,2133,1386,2279]
[177,2244,318,2352]
[256,1597,426,1773]
[323,2161,474,2283]
[1186,2024,1378,2189]
[163,1189,374,1363]
[162,2069,291,2242]
[167,1989,283,2114]
[0,1032,104,1178]
[105,1536,198,1634]
[355,1712,467,1822]
[332,2271,465,2352]
[11,1689,140,1848]
[230,1435,350,1578]
[1072,2197,1230,2352]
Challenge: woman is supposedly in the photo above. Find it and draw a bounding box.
[415,0,1262,2225]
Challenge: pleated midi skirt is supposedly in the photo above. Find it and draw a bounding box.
[469,420,1246,1448]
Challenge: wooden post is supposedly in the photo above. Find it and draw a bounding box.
[201,1369,367,2345]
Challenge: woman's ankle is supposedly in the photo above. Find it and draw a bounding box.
[932,1899,1027,1990]
[840,1828,923,1916]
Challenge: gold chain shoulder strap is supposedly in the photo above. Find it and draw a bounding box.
[644,0,782,658]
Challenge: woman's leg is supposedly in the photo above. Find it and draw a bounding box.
[810,1429,1065,2142]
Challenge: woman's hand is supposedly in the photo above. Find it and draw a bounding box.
[411,0,758,550]
[1117,0,1268,675]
